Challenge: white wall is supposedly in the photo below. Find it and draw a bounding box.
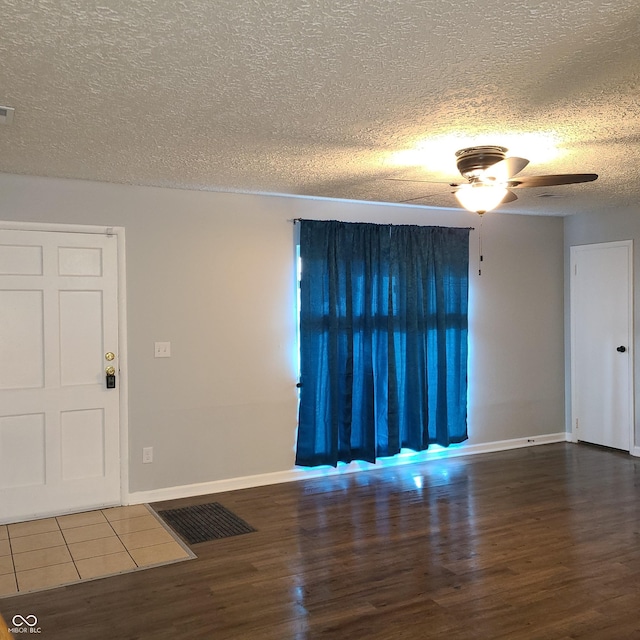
[0,173,566,496]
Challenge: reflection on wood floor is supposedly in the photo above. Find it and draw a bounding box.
[1,442,639,639]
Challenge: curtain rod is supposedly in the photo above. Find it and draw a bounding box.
[290,218,474,230]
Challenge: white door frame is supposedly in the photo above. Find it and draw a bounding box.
[570,240,634,452]
[0,220,130,506]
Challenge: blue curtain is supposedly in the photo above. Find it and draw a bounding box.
[296,220,469,467]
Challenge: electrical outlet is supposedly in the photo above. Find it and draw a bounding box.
[142,446,153,464]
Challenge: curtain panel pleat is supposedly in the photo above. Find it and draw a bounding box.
[296,220,469,467]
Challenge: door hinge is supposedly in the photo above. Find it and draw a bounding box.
[575,418,579,430]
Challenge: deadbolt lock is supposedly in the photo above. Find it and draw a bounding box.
[105,352,115,361]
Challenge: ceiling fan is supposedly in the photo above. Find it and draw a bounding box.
[390,145,598,214]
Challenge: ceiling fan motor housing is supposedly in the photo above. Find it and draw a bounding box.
[455,145,507,179]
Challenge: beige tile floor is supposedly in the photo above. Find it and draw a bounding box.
[0,504,193,597]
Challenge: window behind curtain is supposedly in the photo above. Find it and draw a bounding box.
[296,220,470,468]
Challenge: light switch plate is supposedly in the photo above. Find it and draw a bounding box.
[154,341,171,358]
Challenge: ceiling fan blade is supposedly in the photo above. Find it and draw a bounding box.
[399,194,438,203]
[482,157,529,182]
[508,173,598,188]
[385,178,453,184]
[501,190,518,204]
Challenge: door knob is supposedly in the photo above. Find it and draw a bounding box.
[617,346,627,353]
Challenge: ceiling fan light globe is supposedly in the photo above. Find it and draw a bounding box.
[455,184,509,214]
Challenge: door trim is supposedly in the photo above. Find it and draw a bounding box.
[570,240,634,451]
[0,220,130,506]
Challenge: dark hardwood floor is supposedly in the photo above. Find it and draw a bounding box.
[3,443,640,639]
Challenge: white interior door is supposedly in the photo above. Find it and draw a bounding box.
[0,228,121,523]
[571,241,633,451]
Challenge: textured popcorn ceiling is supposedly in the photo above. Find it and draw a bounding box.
[0,0,638,215]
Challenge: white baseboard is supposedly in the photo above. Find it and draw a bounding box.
[126,432,570,506]
[632,446,640,458]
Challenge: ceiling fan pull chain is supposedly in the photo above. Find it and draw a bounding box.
[478,215,484,276]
